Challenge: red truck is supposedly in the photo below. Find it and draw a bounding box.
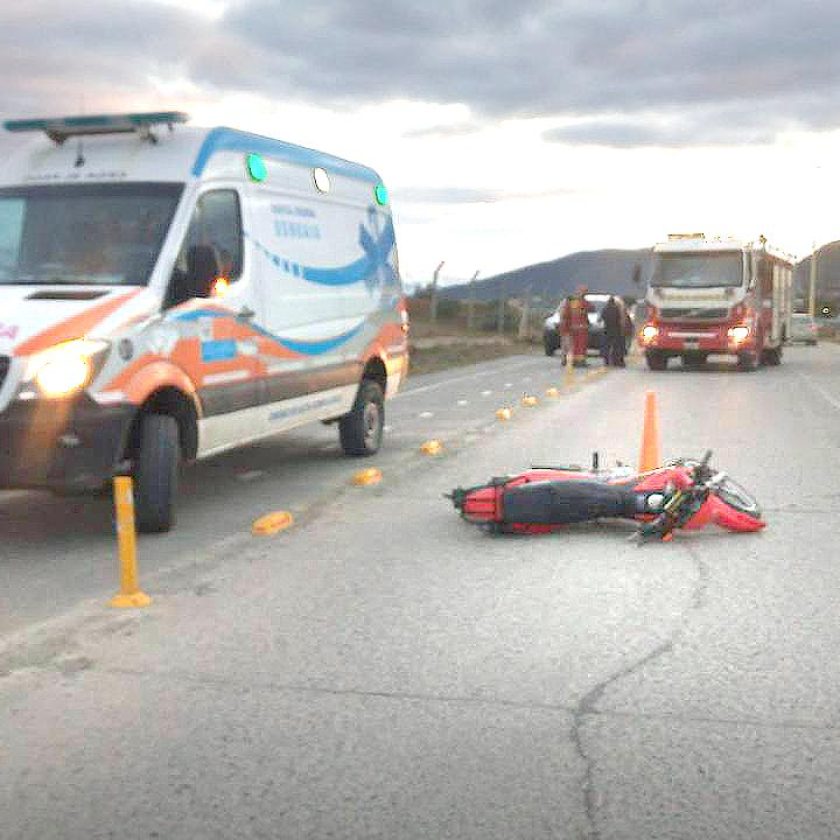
[640,234,793,370]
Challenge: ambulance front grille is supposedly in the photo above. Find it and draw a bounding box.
[0,356,8,392]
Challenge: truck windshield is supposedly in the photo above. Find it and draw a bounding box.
[650,251,743,289]
[0,182,183,286]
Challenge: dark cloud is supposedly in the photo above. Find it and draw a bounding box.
[543,109,779,148]
[2,1,840,146]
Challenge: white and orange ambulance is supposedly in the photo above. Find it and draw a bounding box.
[0,112,408,531]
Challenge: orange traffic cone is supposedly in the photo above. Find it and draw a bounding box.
[638,390,661,472]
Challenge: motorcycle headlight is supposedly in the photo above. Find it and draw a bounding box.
[24,339,110,399]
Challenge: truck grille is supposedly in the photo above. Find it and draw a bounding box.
[659,307,729,321]
[0,356,9,392]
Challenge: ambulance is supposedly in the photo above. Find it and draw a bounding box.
[0,112,408,531]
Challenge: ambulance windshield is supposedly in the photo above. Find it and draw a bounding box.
[0,182,183,286]
[650,251,743,289]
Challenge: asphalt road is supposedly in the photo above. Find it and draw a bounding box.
[2,343,840,839]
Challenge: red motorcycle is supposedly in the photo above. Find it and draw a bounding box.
[448,451,764,541]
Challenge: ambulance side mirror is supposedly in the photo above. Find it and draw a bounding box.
[168,244,220,307]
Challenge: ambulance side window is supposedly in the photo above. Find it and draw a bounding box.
[168,190,243,305]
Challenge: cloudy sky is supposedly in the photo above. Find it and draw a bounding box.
[2,0,840,286]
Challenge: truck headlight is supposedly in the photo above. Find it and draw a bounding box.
[728,325,750,343]
[641,325,659,343]
[25,339,110,399]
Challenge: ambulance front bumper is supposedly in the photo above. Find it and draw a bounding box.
[0,395,134,491]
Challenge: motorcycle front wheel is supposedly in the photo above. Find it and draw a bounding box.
[714,476,761,518]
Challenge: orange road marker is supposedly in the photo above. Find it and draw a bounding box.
[352,467,382,486]
[420,440,444,455]
[252,510,294,536]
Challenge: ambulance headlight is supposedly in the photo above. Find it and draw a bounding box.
[26,339,110,398]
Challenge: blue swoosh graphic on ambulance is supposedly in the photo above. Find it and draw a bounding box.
[252,215,396,287]
[171,308,365,356]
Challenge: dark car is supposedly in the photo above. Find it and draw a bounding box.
[543,293,630,356]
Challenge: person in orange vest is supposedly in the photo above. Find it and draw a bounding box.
[561,285,592,366]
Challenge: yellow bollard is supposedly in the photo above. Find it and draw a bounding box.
[109,476,152,608]
[521,395,538,407]
[545,387,560,398]
[495,407,513,421]
[420,439,444,455]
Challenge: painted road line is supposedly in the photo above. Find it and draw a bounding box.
[457,399,469,406]
[392,357,542,401]
[419,411,434,418]
[481,390,493,396]
[237,470,266,482]
[800,373,840,412]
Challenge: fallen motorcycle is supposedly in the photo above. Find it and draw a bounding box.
[447,451,764,542]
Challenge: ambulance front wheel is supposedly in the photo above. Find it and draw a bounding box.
[339,380,384,457]
[133,413,180,533]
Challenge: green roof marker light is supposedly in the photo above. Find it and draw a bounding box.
[246,153,267,182]
[374,183,389,206]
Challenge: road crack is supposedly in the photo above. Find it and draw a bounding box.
[570,544,709,840]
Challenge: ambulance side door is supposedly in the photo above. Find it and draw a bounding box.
[166,187,265,452]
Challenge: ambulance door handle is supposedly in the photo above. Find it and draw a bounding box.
[237,306,256,321]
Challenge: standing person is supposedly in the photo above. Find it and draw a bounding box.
[561,285,592,367]
[621,298,635,362]
[601,295,624,367]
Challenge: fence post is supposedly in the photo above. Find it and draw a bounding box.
[430,260,445,325]
[466,270,479,332]
[497,284,506,335]
[518,287,532,340]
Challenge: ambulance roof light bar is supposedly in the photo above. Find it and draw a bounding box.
[2,111,189,145]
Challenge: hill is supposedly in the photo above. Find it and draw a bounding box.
[436,242,840,311]
[439,248,652,304]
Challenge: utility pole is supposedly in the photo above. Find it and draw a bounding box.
[430,260,445,325]
[809,244,818,318]
[466,270,480,332]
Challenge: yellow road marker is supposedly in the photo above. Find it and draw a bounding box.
[521,395,538,407]
[495,407,513,421]
[352,467,382,486]
[252,510,295,536]
[545,387,560,398]
[109,476,151,609]
[420,439,444,455]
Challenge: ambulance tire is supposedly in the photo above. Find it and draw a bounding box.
[339,380,384,457]
[134,414,179,533]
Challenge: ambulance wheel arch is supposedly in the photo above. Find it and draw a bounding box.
[126,387,200,463]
